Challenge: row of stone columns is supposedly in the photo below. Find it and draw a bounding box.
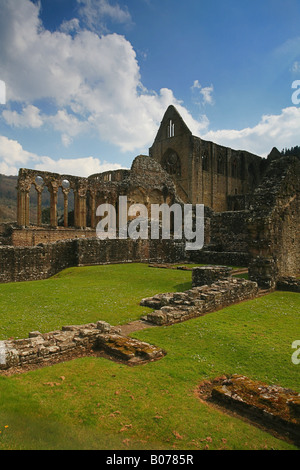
[17,185,111,229]
[17,181,167,230]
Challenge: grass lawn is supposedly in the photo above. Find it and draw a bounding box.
[0,264,299,450]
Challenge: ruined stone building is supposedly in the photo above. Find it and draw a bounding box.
[0,106,299,290]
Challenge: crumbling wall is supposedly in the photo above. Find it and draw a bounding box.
[188,208,252,267]
[0,321,165,371]
[0,237,186,284]
[0,240,77,283]
[141,277,258,326]
[192,266,232,287]
[248,155,300,288]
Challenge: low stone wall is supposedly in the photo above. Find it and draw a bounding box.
[140,277,258,326]
[192,266,232,287]
[0,320,165,372]
[197,374,300,446]
[0,237,186,284]
[276,276,300,293]
[0,240,78,283]
[249,257,277,290]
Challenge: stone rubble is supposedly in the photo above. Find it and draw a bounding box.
[0,320,165,371]
[140,276,258,326]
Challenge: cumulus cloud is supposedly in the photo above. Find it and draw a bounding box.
[0,135,124,177]
[0,0,299,177]
[0,0,202,154]
[3,105,43,128]
[35,155,126,177]
[0,135,40,175]
[77,0,132,32]
[202,106,300,156]
[191,80,214,106]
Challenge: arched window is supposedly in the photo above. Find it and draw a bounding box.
[167,120,175,138]
[162,150,181,176]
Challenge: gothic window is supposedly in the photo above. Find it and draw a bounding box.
[167,120,175,138]
[162,150,181,176]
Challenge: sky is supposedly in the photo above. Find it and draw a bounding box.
[0,0,300,177]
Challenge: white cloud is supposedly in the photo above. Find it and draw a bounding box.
[191,80,214,106]
[292,61,300,73]
[35,156,125,177]
[77,0,132,32]
[0,79,6,105]
[202,106,300,156]
[60,18,81,35]
[0,135,39,175]
[0,135,124,177]
[1,0,298,176]
[0,0,203,154]
[3,105,43,128]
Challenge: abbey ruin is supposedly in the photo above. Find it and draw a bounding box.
[0,105,299,291]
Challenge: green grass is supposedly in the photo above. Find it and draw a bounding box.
[0,264,299,450]
[0,263,192,340]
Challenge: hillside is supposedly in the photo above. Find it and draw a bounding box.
[0,173,72,225]
[0,174,18,223]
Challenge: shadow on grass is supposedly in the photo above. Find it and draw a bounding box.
[174,281,192,292]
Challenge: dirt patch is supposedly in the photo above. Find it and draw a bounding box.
[196,374,300,447]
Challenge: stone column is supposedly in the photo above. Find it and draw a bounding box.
[17,189,27,226]
[90,192,96,228]
[74,188,87,228]
[50,188,58,228]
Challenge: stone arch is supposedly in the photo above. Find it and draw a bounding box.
[162,149,181,176]
[41,183,51,225]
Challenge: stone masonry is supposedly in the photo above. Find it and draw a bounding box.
[0,321,165,372]
[140,276,258,326]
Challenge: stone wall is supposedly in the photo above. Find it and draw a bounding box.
[187,208,252,268]
[188,250,251,268]
[0,239,77,283]
[192,266,232,287]
[248,155,300,287]
[276,277,300,293]
[0,237,186,284]
[0,321,165,371]
[149,105,263,210]
[141,277,258,326]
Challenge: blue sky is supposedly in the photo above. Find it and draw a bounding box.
[0,0,300,176]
